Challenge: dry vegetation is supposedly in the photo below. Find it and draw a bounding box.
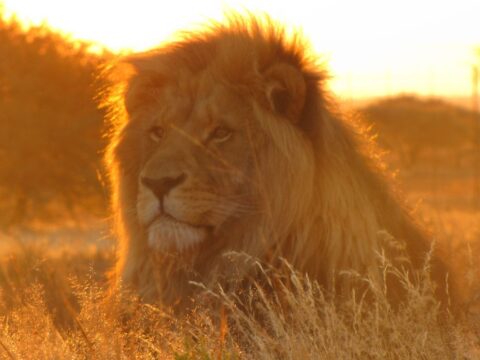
[0,236,479,359]
[0,11,479,359]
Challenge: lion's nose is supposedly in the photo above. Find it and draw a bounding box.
[141,174,186,200]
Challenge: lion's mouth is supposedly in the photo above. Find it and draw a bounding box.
[146,213,210,252]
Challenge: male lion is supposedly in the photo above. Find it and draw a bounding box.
[104,15,454,308]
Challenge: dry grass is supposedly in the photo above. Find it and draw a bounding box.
[0,235,479,359]
[0,161,479,359]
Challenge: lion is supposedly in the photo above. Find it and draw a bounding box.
[103,14,455,309]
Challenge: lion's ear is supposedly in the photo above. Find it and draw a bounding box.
[264,63,306,123]
[121,54,168,115]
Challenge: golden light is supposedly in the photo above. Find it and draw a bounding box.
[3,0,480,99]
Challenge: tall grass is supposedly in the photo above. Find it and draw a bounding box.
[0,243,478,359]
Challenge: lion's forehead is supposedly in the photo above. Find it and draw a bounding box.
[157,75,251,131]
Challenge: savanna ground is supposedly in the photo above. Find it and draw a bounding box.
[1,147,480,359]
[1,13,480,360]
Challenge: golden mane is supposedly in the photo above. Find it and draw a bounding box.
[103,14,454,308]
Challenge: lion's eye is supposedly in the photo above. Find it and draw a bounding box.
[210,126,233,142]
[148,126,165,142]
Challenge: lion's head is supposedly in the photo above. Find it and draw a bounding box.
[104,14,453,307]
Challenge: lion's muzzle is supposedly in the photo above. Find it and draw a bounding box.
[141,174,186,203]
[137,173,210,252]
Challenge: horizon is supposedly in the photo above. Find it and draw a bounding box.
[2,0,480,102]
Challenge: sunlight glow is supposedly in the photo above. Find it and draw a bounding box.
[3,0,480,99]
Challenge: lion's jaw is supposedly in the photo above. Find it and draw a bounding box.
[137,181,241,252]
[136,186,210,252]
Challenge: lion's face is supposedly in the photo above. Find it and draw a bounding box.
[134,75,260,252]
[116,43,311,256]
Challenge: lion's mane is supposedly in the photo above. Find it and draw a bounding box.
[104,14,453,307]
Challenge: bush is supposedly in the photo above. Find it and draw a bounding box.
[0,13,111,228]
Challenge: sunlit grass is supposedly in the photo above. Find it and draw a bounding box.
[0,230,478,359]
[1,166,480,358]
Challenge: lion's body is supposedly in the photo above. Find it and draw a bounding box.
[104,15,452,308]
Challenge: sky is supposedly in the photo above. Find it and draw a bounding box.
[3,0,480,100]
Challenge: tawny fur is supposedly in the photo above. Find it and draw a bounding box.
[103,14,454,308]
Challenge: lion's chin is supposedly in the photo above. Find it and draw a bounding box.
[146,214,209,253]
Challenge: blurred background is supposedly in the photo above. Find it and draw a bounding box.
[0,0,478,272]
